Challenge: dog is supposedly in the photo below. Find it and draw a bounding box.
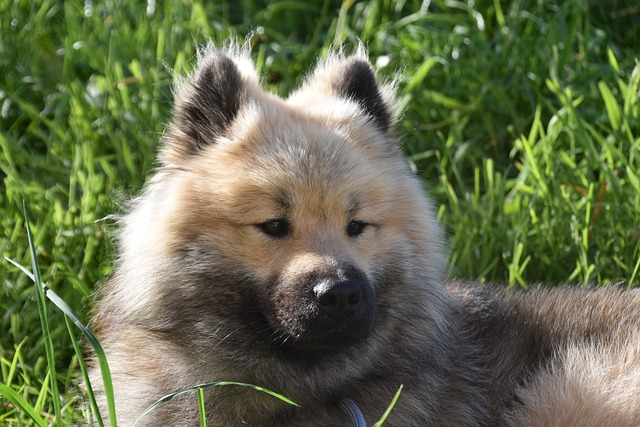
[88,42,640,426]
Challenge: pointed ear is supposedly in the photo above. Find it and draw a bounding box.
[292,50,395,132]
[331,56,393,132]
[162,46,257,163]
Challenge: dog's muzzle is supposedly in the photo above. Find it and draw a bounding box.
[270,264,376,352]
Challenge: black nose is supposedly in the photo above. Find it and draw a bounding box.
[313,278,362,319]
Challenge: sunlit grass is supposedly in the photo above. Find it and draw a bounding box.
[1,0,638,424]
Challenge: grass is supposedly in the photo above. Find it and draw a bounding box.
[1,0,638,424]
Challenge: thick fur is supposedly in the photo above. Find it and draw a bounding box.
[89,43,640,426]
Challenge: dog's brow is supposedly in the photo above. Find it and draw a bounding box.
[276,192,291,210]
[347,195,361,214]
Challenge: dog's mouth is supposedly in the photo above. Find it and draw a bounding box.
[278,315,374,353]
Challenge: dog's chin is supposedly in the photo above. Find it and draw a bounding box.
[272,320,373,357]
[297,330,370,353]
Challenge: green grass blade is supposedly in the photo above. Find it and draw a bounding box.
[404,57,445,93]
[493,0,505,27]
[5,337,27,386]
[629,254,640,288]
[38,287,117,426]
[22,200,63,427]
[597,80,621,129]
[132,381,299,427]
[64,315,104,427]
[372,385,403,427]
[607,47,620,74]
[34,369,51,415]
[197,387,207,427]
[6,255,118,427]
[0,383,49,427]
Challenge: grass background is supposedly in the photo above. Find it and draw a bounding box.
[1,0,639,424]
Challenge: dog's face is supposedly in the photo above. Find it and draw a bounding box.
[113,45,445,359]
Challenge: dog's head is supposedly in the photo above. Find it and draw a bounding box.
[111,43,446,358]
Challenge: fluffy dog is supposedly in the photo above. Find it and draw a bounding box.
[89,43,640,426]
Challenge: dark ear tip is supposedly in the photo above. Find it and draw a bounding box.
[333,57,377,94]
[197,50,236,78]
[334,56,392,132]
[344,56,376,74]
[166,49,245,159]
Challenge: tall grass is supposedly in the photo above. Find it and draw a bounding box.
[1,0,638,424]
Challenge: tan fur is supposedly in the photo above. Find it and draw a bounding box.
[88,43,640,426]
[509,337,640,426]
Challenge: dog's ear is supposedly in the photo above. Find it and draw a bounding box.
[330,56,392,132]
[291,49,395,133]
[162,46,258,163]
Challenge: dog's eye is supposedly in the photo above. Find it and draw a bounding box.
[257,219,290,238]
[346,220,367,237]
